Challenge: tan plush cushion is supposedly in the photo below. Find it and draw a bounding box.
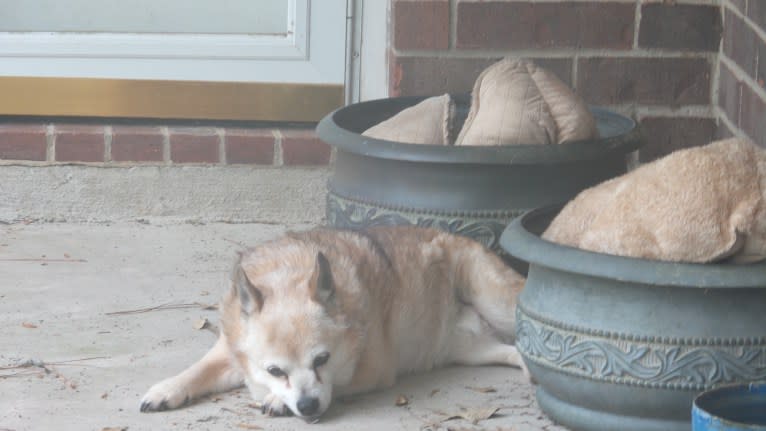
[455,58,598,146]
[543,138,766,264]
[362,94,455,145]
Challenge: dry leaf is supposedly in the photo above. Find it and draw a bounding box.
[64,253,71,258]
[446,407,500,425]
[101,392,108,399]
[21,322,38,329]
[193,318,209,330]
[467,386,496,393]
[236,424,262,430]
[429,389,441,397]
[101,427,128,431]
[395,395,409,406]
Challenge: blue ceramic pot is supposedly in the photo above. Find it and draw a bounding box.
[501,206,766,431]
[692,383,766,430]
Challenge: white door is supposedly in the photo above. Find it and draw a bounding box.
[0,0,349,120]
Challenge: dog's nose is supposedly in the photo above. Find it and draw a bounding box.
[296,396,320,416]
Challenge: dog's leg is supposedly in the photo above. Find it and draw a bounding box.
[140,335,244,412]
[446,306,530,380]
[444,235,525,340]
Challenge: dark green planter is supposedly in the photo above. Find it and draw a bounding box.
[501,206,766,431]
[316,95,642,252]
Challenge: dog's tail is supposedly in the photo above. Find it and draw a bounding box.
[443,235,525,341]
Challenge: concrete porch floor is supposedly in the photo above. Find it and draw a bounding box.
[0,221,565,431]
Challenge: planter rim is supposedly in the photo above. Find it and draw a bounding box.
[501,205,766,288]
[316,95,642,165]
[693,383,766,429]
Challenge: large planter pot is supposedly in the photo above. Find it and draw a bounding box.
[500,205,766,431]
[316,95,641,251]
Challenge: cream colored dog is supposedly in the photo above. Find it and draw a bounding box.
[140,226,527,421]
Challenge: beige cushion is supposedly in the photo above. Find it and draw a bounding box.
[543,138,766,264]
[455,58,597,146]
[362,94,454,145]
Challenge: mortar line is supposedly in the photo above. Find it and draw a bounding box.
[216,127,226,165]
[45,124,55,162]
[104,125,113,163]
[724,1,766,43]
[161,126,171,165]
[449,0,458,51]
[720,55,766,100]
[392,49,716,60]
[272,129,283,167]
[633,0,641,50]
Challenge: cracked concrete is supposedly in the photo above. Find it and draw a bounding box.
[0,221,566,431]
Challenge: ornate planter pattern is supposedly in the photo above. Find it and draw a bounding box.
[501,206,766,431]
[326,192,521,251]
[317,96,642,251]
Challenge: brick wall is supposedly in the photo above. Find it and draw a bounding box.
[717,0,766,147]
[0,123,330,166]
[2,1,764,167]
[391,0,725,161]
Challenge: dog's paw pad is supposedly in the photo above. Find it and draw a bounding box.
[140,379,191,413]
[261,393,291,417]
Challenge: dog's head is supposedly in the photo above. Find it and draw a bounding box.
[221,244,359,421]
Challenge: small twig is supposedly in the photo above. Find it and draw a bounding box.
[0,357,91,390]
[105,302,217,316]
[0,370,39,379]
[0,356,109,370]
[0,258,87,263]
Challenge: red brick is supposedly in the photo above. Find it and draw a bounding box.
[577,57,711,106]
[639,4,722,52]
[55,124,105,162]
[748,1,766,32]
[723,10,758,79]
[740,85,766,148]
[638,117,716,163]
[281,130,331,165]
[718,62,742,124]
[391,56,572,96]
[456,1,634,50]
[169,128,219,163]
[111,126,163,162]
[393,0,449,50]
[0,124,47,161]
[225,129,275,164]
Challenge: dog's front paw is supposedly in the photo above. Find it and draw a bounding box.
[140,377,192,413]
[261,392,292,417]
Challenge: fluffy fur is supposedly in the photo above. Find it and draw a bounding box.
[543,138,766,263]
[140,226,528,421]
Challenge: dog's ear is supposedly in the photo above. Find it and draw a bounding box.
[311,251,335,306]
[233,264,263,315]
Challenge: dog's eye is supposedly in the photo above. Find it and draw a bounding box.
[267,366,286,378]
[313,352,330,368]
